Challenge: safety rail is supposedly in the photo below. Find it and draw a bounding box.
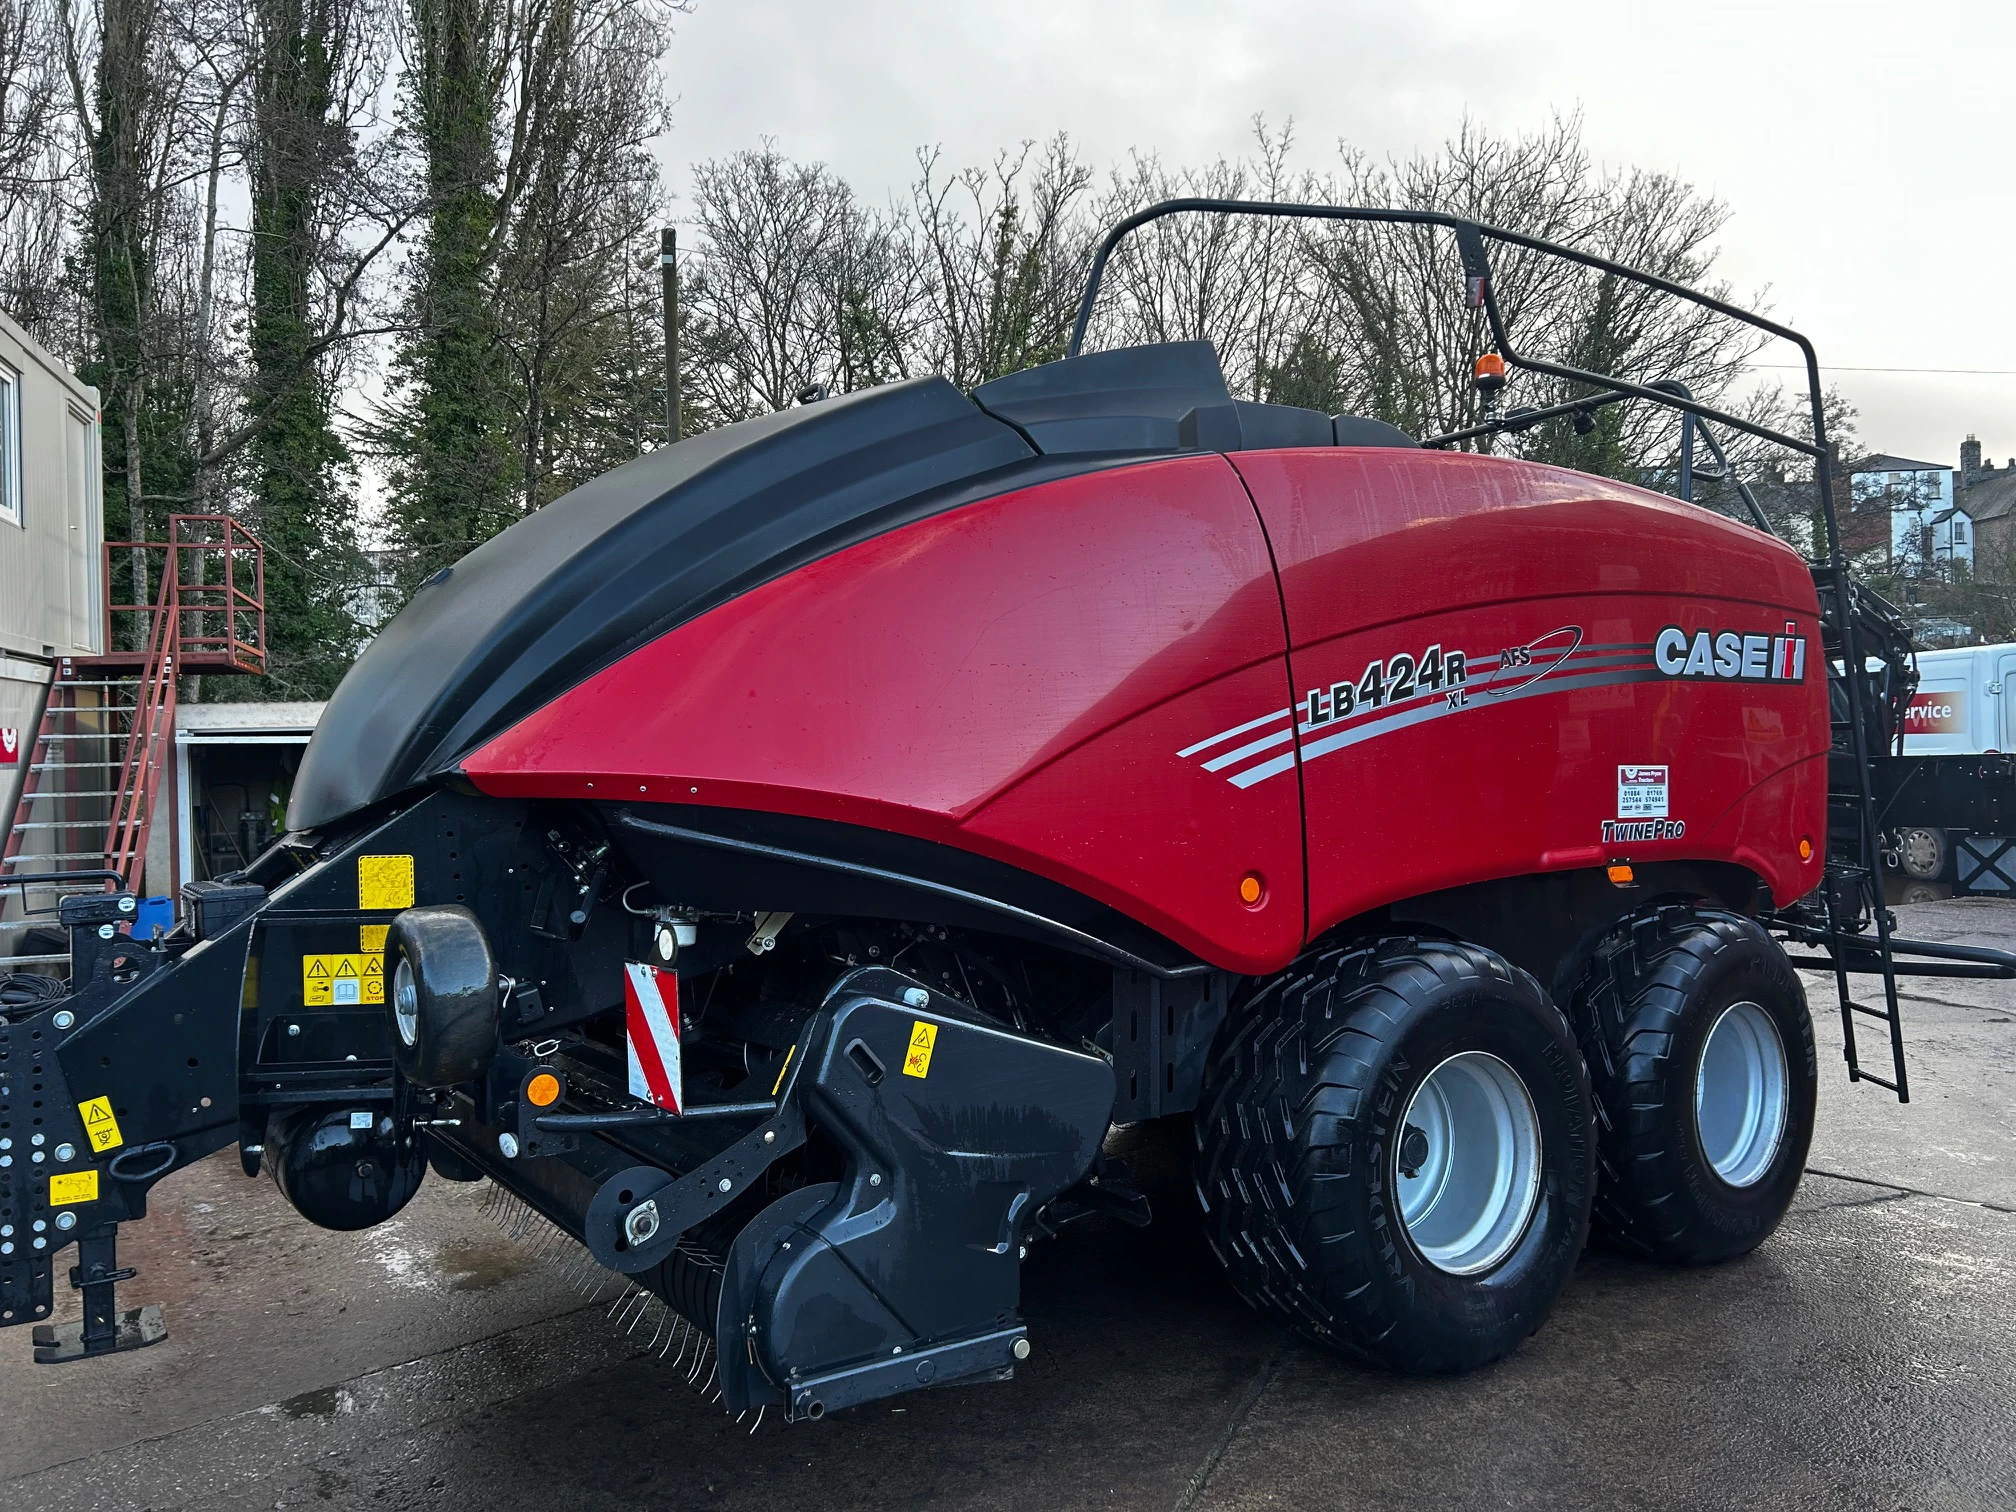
[96,515,265,674]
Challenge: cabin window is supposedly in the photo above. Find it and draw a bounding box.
[0,361,20,527]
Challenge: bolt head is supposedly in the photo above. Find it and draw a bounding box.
[52,1010,75,1030]
[1012,1337,1032,1361]
[97,923,115,939]
[498,1132,520,1159]
[717,1177,733,1193]
[287,1023,301,1037]
[901,987,929,1009]
[762,1129,776,1144]
[118,895,135,913]
[54,1211,75,1231]
[868,1172,882,1187]
[30,1134,44,1146]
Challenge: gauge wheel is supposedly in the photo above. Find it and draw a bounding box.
[1570,906,1816,1264]
[385,904,500,1088]
[1194,937,1594,1373]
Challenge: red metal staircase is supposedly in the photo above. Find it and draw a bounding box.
[2,516,265,966]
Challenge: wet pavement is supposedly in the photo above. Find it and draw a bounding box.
[4,897,2012,1511]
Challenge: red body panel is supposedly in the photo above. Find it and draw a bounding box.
[463,456,1307,972]
[1226,450,1827,939]
[466,448,1828,974]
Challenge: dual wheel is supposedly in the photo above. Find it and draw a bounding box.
[1193,908,1815,1372]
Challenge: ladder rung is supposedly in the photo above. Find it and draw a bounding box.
[11,821,111,831]
[1850,1069,1901,1092]
[2,954,72,966]
[3,852,112,863]
[1847,1002,1896,1022]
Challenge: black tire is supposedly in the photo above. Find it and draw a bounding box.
[423,1131,488,1183]
[1568,906,1816,1265]
[386,904,499,1088]
[1193,938,1594,1374]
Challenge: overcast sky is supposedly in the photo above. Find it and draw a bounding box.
[657,0,2012,470]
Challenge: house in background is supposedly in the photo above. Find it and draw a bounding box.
[1956,435,2016,577]
[1850,452,1971,575]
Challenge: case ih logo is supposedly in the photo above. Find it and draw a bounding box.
[1653,622,1807,683]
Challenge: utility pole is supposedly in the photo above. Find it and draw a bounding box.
[661,228,682,444]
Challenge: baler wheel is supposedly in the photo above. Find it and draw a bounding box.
[1568,906,1816,1265]
[385,905,501,1088]
[1193,938,1594,1373]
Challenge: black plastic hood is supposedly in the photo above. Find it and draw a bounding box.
[289,377,1034,830]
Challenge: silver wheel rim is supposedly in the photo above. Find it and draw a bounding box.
[394,957,419,1048]
[1695,1001,1788,1187]
[1901,828,1941,877]
[1396,1051,1544,1276]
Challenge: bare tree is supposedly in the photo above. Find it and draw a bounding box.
[907,135,1092,389]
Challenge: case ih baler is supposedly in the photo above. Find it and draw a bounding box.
[4,202,2009,1417]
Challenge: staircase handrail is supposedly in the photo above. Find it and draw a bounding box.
[102,550,179,891]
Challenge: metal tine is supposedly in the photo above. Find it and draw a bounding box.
[750,1405,765,1435]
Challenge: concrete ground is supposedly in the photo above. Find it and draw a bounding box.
[3,899,2012,1512]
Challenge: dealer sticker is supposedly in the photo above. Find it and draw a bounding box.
[1618,765,1669,819]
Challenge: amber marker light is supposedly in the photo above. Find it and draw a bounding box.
[1239,873,1265,905]
[1799,837,1814,861]
[1606,863,1635,886]
[526,1072,562,1107]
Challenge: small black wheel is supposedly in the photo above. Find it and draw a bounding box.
[423,1131,488,1183]
[1569,906,1816,1265]
[386,905,499,1088]
[1897,827,1947,881]
[1194,937,1594,1374]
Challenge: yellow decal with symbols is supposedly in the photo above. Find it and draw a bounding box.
[902,1020,938,1079]
[302,953,385,1007]
[360,924,389,953]
[77,1096,123,1153]
[358,854,415,911]
[49,1169,99,1206]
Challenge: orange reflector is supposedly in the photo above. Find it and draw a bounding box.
[1606,864,1635,886]
[526,1072,561,1107]
[1239,873,1264,904]
[1474,352,1506,381]
[1799,837,1814,860]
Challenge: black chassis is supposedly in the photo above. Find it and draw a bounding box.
[1,787,1123,1415]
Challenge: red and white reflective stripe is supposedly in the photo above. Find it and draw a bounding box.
[624,962,682,1113]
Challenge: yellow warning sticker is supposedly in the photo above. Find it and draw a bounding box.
[302,953,385,1007]
[358,854,415,911]
[902,1020,938,1079]
[77,1096,123,1153]
[359,924,389,954]
[49,1169,99,1206]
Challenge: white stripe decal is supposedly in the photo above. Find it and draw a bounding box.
[1226,665,1661,787]
[1176,706,1293,759]
[1201,726,1295,772]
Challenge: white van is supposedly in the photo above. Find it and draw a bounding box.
[1891,643,2016,884]
[1903,643,2016,755]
